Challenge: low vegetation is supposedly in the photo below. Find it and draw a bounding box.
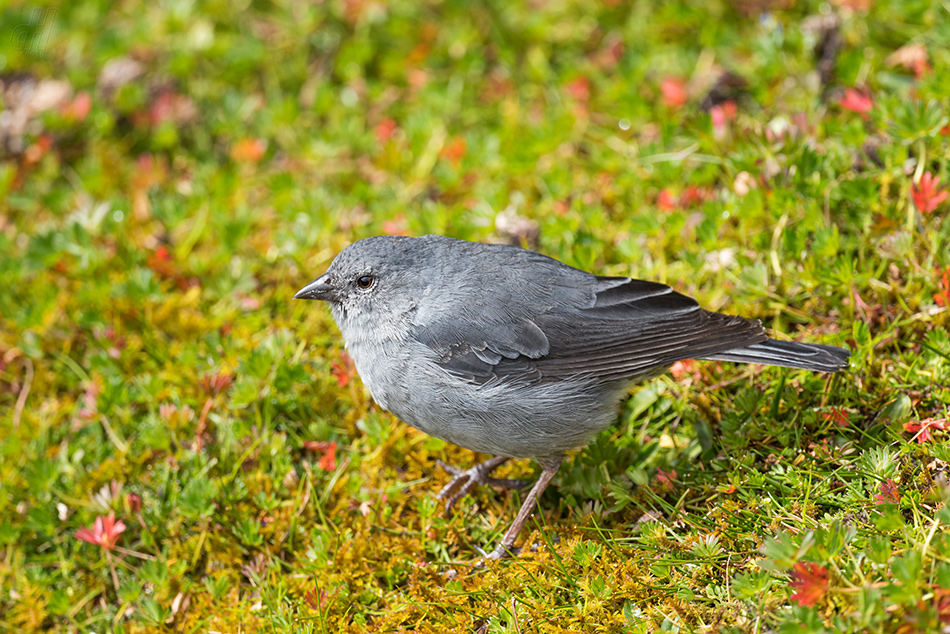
[1,0,948,631]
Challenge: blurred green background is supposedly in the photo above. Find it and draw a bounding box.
[1,0,949,632]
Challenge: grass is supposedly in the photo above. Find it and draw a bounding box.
[1,0,949,631]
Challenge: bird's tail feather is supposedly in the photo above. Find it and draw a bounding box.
[699,339,850,373]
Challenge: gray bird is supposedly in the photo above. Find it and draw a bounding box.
[294,235,849,559]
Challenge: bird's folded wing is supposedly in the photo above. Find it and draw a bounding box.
[412,275,768,385]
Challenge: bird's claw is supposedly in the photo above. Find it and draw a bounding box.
[435,457,531,512]
[483,543,521,560]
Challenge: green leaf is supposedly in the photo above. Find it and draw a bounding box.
[865,535,892,566]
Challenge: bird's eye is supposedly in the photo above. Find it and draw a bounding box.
[356,275,374,289]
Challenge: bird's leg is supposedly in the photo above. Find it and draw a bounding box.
[485,458,561,560]
[436,456,532,511]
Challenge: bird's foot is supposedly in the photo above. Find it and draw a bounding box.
[435,456,532,511]
[482,543,521,560]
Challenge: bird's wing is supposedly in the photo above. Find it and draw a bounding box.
[412,274,768,385]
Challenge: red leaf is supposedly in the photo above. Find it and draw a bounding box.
[375,118,398,144]
[318,442,337,471]
[936,588,950,624]
[833,0,873,9]
[132,153,167,191]
[711,100,737,132]
[654,468,677,492]
[934,267,950,307]
[594,37,624,69]
[303,587,328,610]
[903,417,949,444]
[670,359,700,381]
[342,0,365,23]
[680,185,711,208]
[147,245,179,279]
[330,351,356,387]
[790,561,829,607]
[822,408,850,427]
[231,138,267,163]
[839,88,873,116]
[911,172,949,214]
[874,478,900,505]
[150,91,176,125]
[147,90,196,127]
[656,189,677,211]
[660,77,688,108]
[565,76,590,103]
[159,403,195,425]
[381,215,409,236]
[304,441,338,471]
[23,134,54,164]
[441,136,467,166]
[79,377,102,419]
[201,370,234,396]
[887,42,930,78]
[75,512,126,550]
[61,92,92,122]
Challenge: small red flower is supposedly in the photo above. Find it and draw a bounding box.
[75,512,126,550]
[839,89,873,116]
[903,417,949,444]
[789,561,829,607]
[911,172,949,214]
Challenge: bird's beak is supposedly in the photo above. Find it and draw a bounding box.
[294,273,334,301]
